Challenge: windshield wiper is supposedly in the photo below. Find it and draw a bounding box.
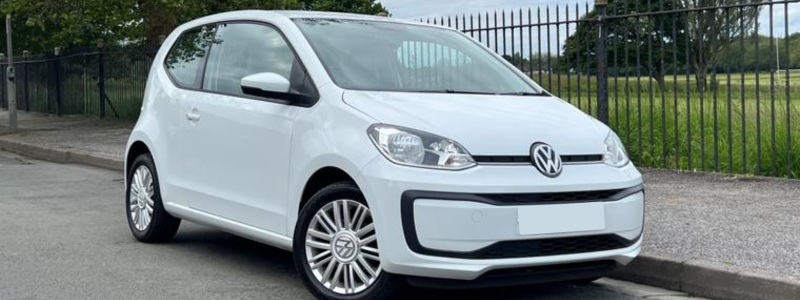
[498,91,549,96]
[411,90,548,96]
[411,89,495,95]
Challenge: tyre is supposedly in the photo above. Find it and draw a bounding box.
[126,153,181,243]
[294,182,402,300]
[569,276,603,285]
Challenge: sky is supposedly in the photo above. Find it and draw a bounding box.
[380,0,800,58]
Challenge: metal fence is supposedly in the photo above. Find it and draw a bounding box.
[428,0,799,178]
[0,44,157,119]
[0,0,797,178]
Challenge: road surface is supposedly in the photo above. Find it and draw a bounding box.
[0,151,705,300]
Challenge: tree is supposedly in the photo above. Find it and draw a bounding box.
[0,0,142,54]
[561,0,760,91]
[561,0,686,90]
[300,0,388,15]
[687,0,761,91]
[133,0,303,46]
[0,0,388,54]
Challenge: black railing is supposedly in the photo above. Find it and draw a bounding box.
[429,0,798,178]
[0,0,797,178]
[0,43,158,119]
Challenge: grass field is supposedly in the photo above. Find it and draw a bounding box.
[535,72,800,178]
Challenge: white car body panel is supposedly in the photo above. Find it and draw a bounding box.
[125,10,644,283]
[343,91,607,155]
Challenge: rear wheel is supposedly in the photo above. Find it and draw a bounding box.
[294,182,402,300]
[126,153,181,243]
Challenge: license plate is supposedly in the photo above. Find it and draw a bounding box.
[518,202,606,235]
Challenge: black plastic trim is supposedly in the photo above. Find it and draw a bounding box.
[406,260,618,289]
[400,185,644,259]
[473,154,604,164]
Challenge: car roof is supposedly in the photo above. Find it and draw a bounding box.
[274,10,420,25]
[180,10,447,32]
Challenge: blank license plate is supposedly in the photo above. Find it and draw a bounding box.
[518,202,605,235]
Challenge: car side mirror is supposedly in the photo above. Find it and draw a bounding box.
[241,72,291,96]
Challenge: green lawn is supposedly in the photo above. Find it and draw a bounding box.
[536,73,800,178]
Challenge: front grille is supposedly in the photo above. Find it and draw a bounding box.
[473,154,603,164]
[473,155,529,163]
[479,189,625,204]
[472,235,632,259]
[561,154,604,163]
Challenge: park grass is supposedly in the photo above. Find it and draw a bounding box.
[536,73,800,178]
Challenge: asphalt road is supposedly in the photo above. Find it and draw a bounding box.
[0,151,704,300]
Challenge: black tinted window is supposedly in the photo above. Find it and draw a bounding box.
[203,23,296,96]
[165,26,216,87]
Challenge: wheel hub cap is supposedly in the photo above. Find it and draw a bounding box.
[305,199,381,295]
[129,166,155,231]
[332,232,359,263]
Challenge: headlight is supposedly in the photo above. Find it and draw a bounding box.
[368,124,476,170]
[603,131,630,167]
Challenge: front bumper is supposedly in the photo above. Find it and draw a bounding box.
[356,156,644,281]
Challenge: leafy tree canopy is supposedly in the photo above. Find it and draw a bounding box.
[0,0,388,55]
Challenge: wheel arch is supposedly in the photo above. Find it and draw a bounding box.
[126,141,152,175]
[298,166,358,214]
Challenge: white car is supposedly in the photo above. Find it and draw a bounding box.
[125,10,644,300]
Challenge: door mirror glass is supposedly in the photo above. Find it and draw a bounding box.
[241,72,291,96]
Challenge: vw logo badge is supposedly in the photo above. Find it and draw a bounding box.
[531,142,563,178]
[331,233,359,263]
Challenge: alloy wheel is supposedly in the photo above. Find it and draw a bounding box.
[129,165,155,231]
[304,199,381,295]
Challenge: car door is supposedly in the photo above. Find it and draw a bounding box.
[161,25,216,206]
[181,22,305,235]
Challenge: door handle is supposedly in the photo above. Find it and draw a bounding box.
[186,109,201,122]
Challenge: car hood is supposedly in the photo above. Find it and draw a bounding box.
[343,91,609,156]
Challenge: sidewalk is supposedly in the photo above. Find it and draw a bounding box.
[1,110,798,300]
[0,110,132,170]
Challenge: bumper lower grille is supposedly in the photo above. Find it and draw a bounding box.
[481,189,626,204]
[475,235,634,259]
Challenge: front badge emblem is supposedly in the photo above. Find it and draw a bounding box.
[531,142,563,178]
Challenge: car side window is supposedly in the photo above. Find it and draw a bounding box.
[165,25,216,88]
[203,23,297,97]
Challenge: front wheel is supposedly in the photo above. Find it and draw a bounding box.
[294,182,402,300]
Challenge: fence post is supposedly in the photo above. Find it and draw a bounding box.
[54,47,61,116]
[595,0,610,125]
[0,53,5,109]
[22,50,28,111]
[97,39,106,118]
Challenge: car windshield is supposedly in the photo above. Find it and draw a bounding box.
[293,18,542,95]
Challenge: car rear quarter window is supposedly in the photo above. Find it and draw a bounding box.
[165,25,216,88]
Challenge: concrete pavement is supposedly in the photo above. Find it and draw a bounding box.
[1,110,799,300]
[0,151,707,300]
